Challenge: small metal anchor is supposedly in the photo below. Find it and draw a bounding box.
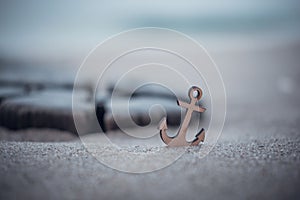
[158,86,206,147]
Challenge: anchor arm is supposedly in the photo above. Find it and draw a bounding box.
[158,116,205,146]
[158,117,173,145]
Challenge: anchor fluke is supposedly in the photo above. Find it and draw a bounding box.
[158,117,173,145]
[191,128,205,146]
[158,117,168,130]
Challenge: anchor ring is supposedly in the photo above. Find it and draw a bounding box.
[189,86,203,101]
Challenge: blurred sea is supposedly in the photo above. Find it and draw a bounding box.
[0,0,299,107]
[0,0,299,64]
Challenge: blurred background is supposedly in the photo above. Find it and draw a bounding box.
[0,0,300,137]
[1,1,300,199]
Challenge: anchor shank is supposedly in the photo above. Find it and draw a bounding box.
[177,108,194,139]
